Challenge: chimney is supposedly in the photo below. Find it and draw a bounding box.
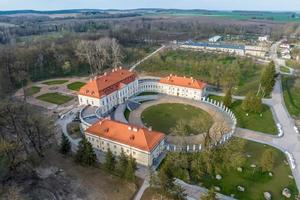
[119,66,122,69]
[148,126,152,131]
[190,77,193,80]
[104,72,107,76]
[112,69,115,72]
[133,127,138,132]
[128,126,132,131]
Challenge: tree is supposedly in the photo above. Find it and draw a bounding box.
[242,91,262,113]
[201,188,218,200]
[125,155,137,182]
[111,38,124,67]
[223,88,232,108]
[0,101,54,158]
[259,62,276,97]
[104,148,116,172]
[59,133,71,155]
[117,150,128,178]
[75,137,96,166]
[261,149,275,172]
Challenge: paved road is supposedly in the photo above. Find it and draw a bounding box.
[236,41,300,189]
[130,45,165,72]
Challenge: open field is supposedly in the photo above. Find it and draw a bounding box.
[153,10,300,22]
[209,95,277,134]
[42,80,69,85]
[67,81,86,91]
[36,92,74,105]
[282,76,300,117]
[141,103,213,135]
[26,86,41,96]
[137,49,264,95]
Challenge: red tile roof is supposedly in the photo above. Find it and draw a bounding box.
[79,68,136,98]
[86,119,165,152]
[159,75,206,90]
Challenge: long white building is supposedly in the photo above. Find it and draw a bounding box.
[85,119,165,166]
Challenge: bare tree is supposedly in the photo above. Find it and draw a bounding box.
[111,38,124,67]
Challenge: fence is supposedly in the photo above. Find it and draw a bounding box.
[166,97,237,153]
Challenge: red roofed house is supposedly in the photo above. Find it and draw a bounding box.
[158,74,207,100]
[78,67,138,115]
[85,119,165,166]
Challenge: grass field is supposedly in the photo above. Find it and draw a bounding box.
[280,66,291,73]
[26,86,41,96]
[153,10,300,22]
[137,92,158,96]
[282,76,300,117]
[141,103,213,135]
[200,140,298,199]
[42,80,69,85]
[36,92,74,105]
[137,49,263,96]
[67,81,86,91]
[209,95,277,134]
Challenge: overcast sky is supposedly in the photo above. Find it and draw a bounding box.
[1,0,300,11]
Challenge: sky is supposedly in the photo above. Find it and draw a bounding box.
[1,0,300,11]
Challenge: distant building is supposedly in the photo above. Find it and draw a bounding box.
[245,45,268,57]
[85,119,165,166]
[258,35,269,42]
[209,35,222,43]
[180,40,268,58]
[180,41,245,56]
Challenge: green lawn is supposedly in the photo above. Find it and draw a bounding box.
[124,108,130,121]
[42,80,69,85]
[67,81,86,91]
[209,95,277,134]
[26,86,41,96]
[137,92,158,96]
[280,66,291,73]
[141,103,213,134]
[282,76,300,117]
[201,140,298,200]
[36,92,74,105]
[137,49,264,96]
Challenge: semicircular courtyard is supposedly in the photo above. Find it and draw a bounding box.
[128,95,234,146]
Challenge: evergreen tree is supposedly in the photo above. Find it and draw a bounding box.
[125,155,137,182]
[201,188,217,200]
[104,148,116,172]
[75,137,96,166]
[117,150,128,178]
[223,88,232,108]
[59,133,71,154]
[242,91,262,113]
[260,61,276,97]
[260,149,275,172]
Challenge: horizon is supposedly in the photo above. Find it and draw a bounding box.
[1,0,300,12]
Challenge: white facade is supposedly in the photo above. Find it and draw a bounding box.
[79,80,139,115]
[138,80,205,100]
[85,132,165,166]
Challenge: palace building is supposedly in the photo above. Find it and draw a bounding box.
[85,119,165,166]
[78,68,207,166]
[78,67,138,115]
